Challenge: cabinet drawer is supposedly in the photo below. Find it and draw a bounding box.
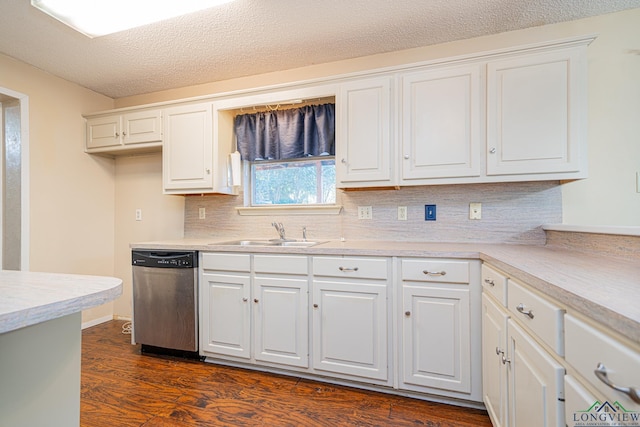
[402,259,469,283]
[313,257,388,280]
[254,255,308,275]
[481,264,508,306]
[565,314,640,410]
[507,278,564,356]
[201,252,250,272]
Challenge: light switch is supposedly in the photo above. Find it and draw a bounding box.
[135,209,142,221]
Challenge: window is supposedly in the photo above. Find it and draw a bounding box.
[251,157,335,206]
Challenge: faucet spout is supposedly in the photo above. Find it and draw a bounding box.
[271,222,286,240]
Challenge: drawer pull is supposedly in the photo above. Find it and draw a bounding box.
[254,298,259,303]
[405,311,411,317]
[338,266,359,272]
[484,278,495,286]
[595,363,640,404]
[242,298,248,302]
[516,303,535,319]
[501,354,511,365]
[423,270,447,277]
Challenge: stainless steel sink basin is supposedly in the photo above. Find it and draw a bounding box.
[211,239,325,247]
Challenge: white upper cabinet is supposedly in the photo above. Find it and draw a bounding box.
[337,76,394,187]
[400,64,482,182]
[163,102,236,195]
[85,109,162,155]
[486,45,587,177]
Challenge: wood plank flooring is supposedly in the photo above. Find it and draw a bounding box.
[81,321,492,426]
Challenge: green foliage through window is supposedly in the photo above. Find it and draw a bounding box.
[251,158,336,206]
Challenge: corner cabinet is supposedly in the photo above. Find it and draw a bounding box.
[486,45,587,177]
[85,109,162,155]
[336,76,394,187]
[399,258,482,401]
[163,102,237,195]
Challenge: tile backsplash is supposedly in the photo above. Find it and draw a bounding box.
[185,181,562,245]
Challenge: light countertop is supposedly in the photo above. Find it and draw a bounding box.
[132,238,640,346]
[0,270,123,334]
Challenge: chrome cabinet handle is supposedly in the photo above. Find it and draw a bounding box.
[206,168,211,174]
[516,303,534,319]
[339,266,359,272]
[404,154,409,159]
[115,132,120,137]
[242,298,248,302]
[595,363,640,404]
[489,147,496,154]
[484,278,495,286]
[423,270,446,276]
[496,347,509,364]
[341,158,347,164]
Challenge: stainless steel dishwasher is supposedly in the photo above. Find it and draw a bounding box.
[131,250,199,358]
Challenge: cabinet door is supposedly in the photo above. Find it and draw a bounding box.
[508,319,565,427]
[200,272,251,359]
[122,110,162,145]
[312,280,388,380]
[253,276,308,368]
[337,76,393,186]
[163,103,213,191]
[482,294,509,427]
[401,284,470,392]
[86,115,121,149]
[487,47,586,176]
[401,64,481,181]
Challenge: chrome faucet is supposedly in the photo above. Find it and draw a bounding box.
[272,222,286,241]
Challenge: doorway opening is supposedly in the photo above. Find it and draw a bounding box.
[0,88,29,271]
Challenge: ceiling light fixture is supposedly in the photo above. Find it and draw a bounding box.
[31,0,236,38]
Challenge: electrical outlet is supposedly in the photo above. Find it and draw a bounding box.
[135,209,142,221]
[398,206,408,221]
[425,205,436,221]
[199,207,206,219]
[469,202,482,220]
[357,206,373,220]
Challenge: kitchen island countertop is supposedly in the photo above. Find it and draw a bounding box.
[0,270,122,334]
[132,238,640,346]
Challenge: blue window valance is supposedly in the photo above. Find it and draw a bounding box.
[234,103,335,161]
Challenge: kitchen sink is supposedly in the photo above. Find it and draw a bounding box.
[212,239,325,247]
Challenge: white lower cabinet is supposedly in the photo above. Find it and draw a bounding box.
[312,256,390,382]
[201,270,251,358]
[399,258,482,401]
[482,263,566,427]
[482,293,509,427]
[200,253,309,369]
[253,275,308,368]
[402,284,470,391]
[200,253,492,406]
[507,319,565,427]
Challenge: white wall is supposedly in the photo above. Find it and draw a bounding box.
[0,53,117,323]
[560,10,640,225]
[113,153,184,318]
[117,8,640,228]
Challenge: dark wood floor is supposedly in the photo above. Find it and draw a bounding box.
[81,321,492,426]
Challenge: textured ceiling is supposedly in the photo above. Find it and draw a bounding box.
[1,0,639,98]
